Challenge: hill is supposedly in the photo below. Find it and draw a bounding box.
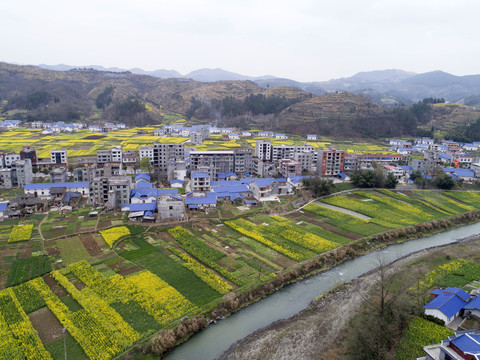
[275,92,415,138]
[2,62,480,139]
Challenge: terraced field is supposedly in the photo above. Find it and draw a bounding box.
[0,127,392,163]
[0,189,480,359]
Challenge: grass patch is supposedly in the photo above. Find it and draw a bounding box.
[56,237,90,265]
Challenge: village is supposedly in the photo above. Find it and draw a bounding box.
[0,119,478,223]
[1,120,480,359]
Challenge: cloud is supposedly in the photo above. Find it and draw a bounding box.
[1,0,479,81]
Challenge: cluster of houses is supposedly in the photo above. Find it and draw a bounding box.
[419,287,480,359]
[387,137,480,183]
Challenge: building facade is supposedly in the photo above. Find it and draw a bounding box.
[317,149,345,176]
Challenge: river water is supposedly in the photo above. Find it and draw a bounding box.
[165,222,480,360]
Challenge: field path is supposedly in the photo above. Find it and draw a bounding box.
[312,202,372,220]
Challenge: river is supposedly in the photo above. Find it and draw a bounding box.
[165,221,480,360]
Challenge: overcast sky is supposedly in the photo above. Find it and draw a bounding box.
[1,0,479,82]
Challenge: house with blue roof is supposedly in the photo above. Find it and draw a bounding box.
[212,184,251,201]
[217,171,237,181]
[135,180,153,189]
[121,202,157,220]
[169,179,184,188]
[130,188,178,204]
[135,174,151,183]
[422,330,480,360]
[185,193,217,210]
[191,172,211,192]
[442,168,475,181]
[424,287,471,324]
[0,120,22,129]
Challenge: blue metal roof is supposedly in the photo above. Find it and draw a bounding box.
[25,182,90,190]
[217,171,237,179]
[252,178,276,187]
[398,166,413,171]
[125,203,157,212]
[451,333,480,357]
[135,174,151,182]
[170,179,183,184]
[185,193,217,205]
[192,172,209,178]
[131,188,178,198]
[135,180,153,189]
[438,153,452,161]
[0,202,8,212]
[444,287,470,301]
[212,184,250,194]
[338,172,347,179]
[442,168,475,178]
[244,200,257,204]
[423,293,467,318]
[289,176,309,184]
[144,211,155,217]
[464,295,480,311]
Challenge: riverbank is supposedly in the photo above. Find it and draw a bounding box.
[218,234,480,360]
[163,219,480,360]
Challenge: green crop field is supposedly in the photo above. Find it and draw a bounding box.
[0,189,479,359]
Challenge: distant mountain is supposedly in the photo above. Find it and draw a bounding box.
[4,62,480,140]
[35,64,480,105]
[184,68,276,82]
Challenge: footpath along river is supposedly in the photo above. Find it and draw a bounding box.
[165,221,480,360]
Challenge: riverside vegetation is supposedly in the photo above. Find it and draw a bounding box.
[1,190,480,358]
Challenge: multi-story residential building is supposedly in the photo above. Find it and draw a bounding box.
[189,131,204,145]
[31,121,43,129]
[233,150,252,175]
[255,139,272,161]
[317,149,345,176]
[4,152,21,168]
[278,159,302,177]
[189,151,234,179]
[252,158,276,177]
[20,145,37,166]
[167,159,187,182]
[122,150,137,165]
[13,159,33,188]
[271,144,295,161]
[139,146,154,164]
[191,172,211,192]
[89,176,132,208]
[293,151,314,172]
[0,158,34,189]
[356,153,403,167]
[50,167,68,183]
[453,153,473,166]
[152,142,185,179]
[411,158,438,175]
[157,194,185,221]
[189,150,251,179]
[73,165,114,182]
[97,146,122,166]
[0,169,12,189]
[51,148,68,167]
[344,154,360,173]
